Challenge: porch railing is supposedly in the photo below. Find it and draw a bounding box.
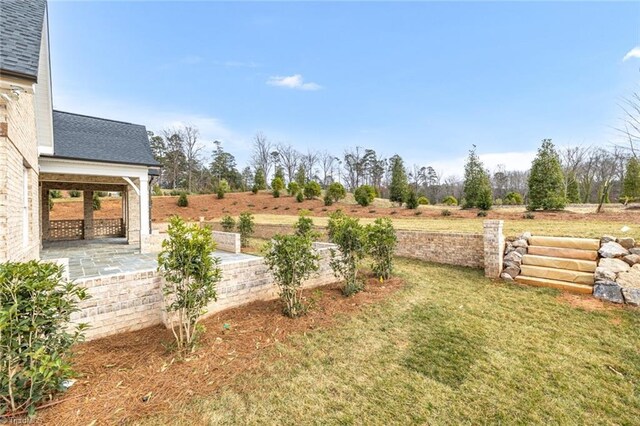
[48,218,125,241]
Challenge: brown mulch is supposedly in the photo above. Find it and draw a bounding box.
[37,277,404,425]
[48,191,640,223]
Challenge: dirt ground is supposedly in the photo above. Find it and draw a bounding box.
[49,191,640,224]
[37,277,403,425]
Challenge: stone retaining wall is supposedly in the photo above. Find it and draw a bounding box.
[72,244,336,341]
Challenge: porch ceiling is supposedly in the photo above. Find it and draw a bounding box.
[40,172,131,191]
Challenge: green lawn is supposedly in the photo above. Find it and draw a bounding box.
[146,259,640,425]
[251,213,640,240]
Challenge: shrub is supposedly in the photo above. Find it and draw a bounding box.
[323,193,333,206]
[152,185,163,196]
[254,169,267,190]
[69,189,81,198]
[294,210,318,239]
[366,218,397,280]
[92,192,101,211]
[504,191,524,205]
[494,198,503,206]
[264,234,320,318]
[354,184,376,207]
[326,182,347,203]
[177,193,189,207]
[1,261,89,415]
[220,215,235,232]
[216,179,230,199]
[287,181,300,196]
[523,212,535,220]
[96,191,108,197]
[477,210,488,217]
[441,209,452,217]
[327,211,368,296]
[170,189,187,196]
[296,192,304,203]
[442,195,458,206]
[418,196,429,205]
[158,217,221,354]
[303,181,322,199]
[251,184,259,195]
[405,190,419,209]
[49,190,62,199]
[271,176,285,198]
[237,212,254,247]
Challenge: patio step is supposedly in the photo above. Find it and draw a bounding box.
[527,245,598,261]
[515,276,593,294]
[522,254,597,273]
[520,264,594,285]
[528,236,600,251]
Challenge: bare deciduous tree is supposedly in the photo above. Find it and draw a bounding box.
[251,132,273,180]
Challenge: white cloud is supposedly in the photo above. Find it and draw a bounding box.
[623,46,640,61]
[267,74,322,91]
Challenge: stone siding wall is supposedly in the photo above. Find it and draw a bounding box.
[72,245,336,341]
[0,89,40,262]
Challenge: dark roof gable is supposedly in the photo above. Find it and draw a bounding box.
[51,110,160,167]
[0,0,47,81]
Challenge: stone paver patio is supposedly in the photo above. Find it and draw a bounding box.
[41,238,258,280]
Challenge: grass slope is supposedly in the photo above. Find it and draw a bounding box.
[146,259,640,425]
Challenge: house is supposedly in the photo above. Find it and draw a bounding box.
[0,0,160,263]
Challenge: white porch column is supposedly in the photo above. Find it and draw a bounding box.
[139,174,150,237]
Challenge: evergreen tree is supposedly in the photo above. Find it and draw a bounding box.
[254,168,267,190]
[462,145,493,210]
[275,166,285,182]
[566,172,581,204]
[388,154,408,205]
[527,139,566,210]
[623,157,640,200]
[295,165,306,187]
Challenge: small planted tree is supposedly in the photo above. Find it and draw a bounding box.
[304,181,322,199]
[504,191,523,205]
[1,261,89,415]
[287,181,300,196]
[92,192,102,210]
[462,145,493,210]
[389,154,408,205]
[354,184,376,207]
[327,211,368,296]
[623,157,640,201]
[216,179,230,199]
[177,193,189,207]
[157,217,221,353]
[366,217,397,280]
[271,176,285,198]
[528,139,566,210]
[254,169,266,191]
[264,234,320,317]
[294,210,318,239]
[442,195,458,206]
[405,190,419,209]
[220,214,236,232]
[237,212,254,247]
[326,182,347,204]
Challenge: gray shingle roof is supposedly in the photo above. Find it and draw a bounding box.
[51,110,160,167]
[0,0,47,81]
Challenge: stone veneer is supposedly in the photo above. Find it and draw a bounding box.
[72,243,335,340]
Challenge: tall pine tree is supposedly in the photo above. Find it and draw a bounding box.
[566,172,581,204]
[462,145,493,210]
[527,139,566,210]
[389,155,408,205]
[623,157,640,200]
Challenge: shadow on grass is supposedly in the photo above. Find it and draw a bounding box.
[403,304,486,388]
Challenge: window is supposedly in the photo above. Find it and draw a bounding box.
[23,167,29,247]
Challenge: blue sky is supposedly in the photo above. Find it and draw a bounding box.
[48,1,640,176]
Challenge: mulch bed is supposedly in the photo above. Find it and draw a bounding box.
[37,277,403,425]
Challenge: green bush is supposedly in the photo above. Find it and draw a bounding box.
[417,196,429,205]
[271,176,285,198]
[69,189,81,198]
[237,212,254,248]
[287,181,300,196]
[264,234,320,318]
[442,195,458,206]
[157,217,221,353]
[441,209,452,217]
[294,210,318,239]
[96,191,108,198]
[323,193,333,206]
[251,184,259,195]
[220,215,236,232]
[354,185,376,207]
[170,189,187,196]
[49,190,62,199]
[494,198,503,206]
[254,169,267,190]
[216,179,230,199]
[92,192,101,211]
[327,211,368,296]
[303,181,322,200]
[477,210,488,217]
[405,190,419,209]
[366,217,397,280]
[326,182,347,203]
[523,212,535,220]
[0,261,89,414]
[296,192,304,203]
[152,185,163,196]
[177,193,189,207]
[504,192,523,205]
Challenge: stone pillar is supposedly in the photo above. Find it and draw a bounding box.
[483,220,504,278]
[83,190,94,240]
[41,187,49,241]
[126,179,141,246]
